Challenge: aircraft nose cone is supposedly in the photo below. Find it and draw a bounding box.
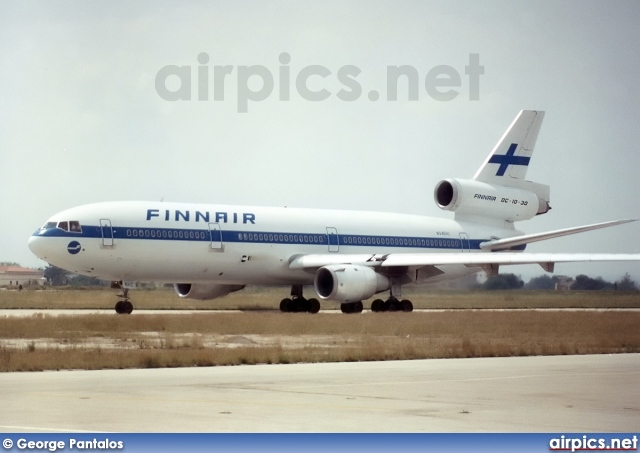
[28,234,48,260]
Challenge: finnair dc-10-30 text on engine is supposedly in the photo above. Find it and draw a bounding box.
[29,111,640,314]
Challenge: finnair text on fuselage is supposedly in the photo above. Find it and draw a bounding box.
[146,209,256,224]
[473,193,497,201]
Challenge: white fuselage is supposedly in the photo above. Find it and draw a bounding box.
[28,201,520,287]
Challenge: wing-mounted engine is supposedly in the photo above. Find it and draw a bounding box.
[174,283,245,300]
[314,264,390,303]
[434,178,550,223]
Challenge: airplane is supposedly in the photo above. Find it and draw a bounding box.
[28,110,640,315]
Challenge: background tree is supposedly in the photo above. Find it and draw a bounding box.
[524,274,559,290]
[615,273,638,291]
[43,265,69,286]
[572,274,613,291]
[482,273,524,290]
[69,274,106,287]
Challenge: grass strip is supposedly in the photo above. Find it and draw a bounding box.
[1,311,638,372]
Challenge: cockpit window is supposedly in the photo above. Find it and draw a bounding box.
[53,220,82,233]
[42,222,57,230]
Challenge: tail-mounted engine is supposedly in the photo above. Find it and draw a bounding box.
[434,178,550,222]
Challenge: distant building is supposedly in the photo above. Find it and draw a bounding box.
[0,266,44,287]
[555,276,574,291]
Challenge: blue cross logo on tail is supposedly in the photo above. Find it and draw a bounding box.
[488,143,530,176]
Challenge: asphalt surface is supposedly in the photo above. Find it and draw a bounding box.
[1,308,638,317]
[0,354,638,432]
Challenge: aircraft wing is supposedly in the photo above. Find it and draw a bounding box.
[289,252,640,273]
[379,252,640,267]
[289,218,640,272]
[479,219,637,251]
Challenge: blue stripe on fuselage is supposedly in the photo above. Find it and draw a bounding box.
[33,225,494,251]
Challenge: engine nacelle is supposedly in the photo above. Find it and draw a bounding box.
[434,178,550,222]
[314,264,390,303]
[173,283,245,300]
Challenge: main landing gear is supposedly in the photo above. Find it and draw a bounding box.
[370,297,413,313]
[340,298,413,313]
[340,301,363,314]
[278,285,414,314]
[280,285,321,313]
[370,281,414,312]
[111,281,133,315]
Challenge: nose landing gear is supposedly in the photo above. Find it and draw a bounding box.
[111,281,133,314]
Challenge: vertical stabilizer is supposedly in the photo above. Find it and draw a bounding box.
[474,110,545,186]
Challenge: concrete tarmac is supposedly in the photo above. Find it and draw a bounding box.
[1,308,638,318]
[1,354,638,432]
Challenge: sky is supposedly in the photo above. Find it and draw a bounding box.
[1,0,639,281]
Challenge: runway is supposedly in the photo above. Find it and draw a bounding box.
[1,308,638,317]
[0,354,638,432]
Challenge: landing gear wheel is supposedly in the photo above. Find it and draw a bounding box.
[115,300,133,315]
[383,297,398,311]
[400,299,413,312]
[295,297,309,312]
[371,299,384,312]
[340,301,363,314]
[307,298,321,314]
[386,298,399,312]
[280,298,293,313]
[113,285,133,315]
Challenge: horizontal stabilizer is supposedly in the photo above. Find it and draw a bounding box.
[480,219,638,251]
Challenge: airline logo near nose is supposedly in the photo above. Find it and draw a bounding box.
[67,241,82,255]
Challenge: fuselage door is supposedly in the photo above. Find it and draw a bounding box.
[326,227,339,253]
[459,232,470,252]
[208,223,223,250]
[100,219,114,247]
